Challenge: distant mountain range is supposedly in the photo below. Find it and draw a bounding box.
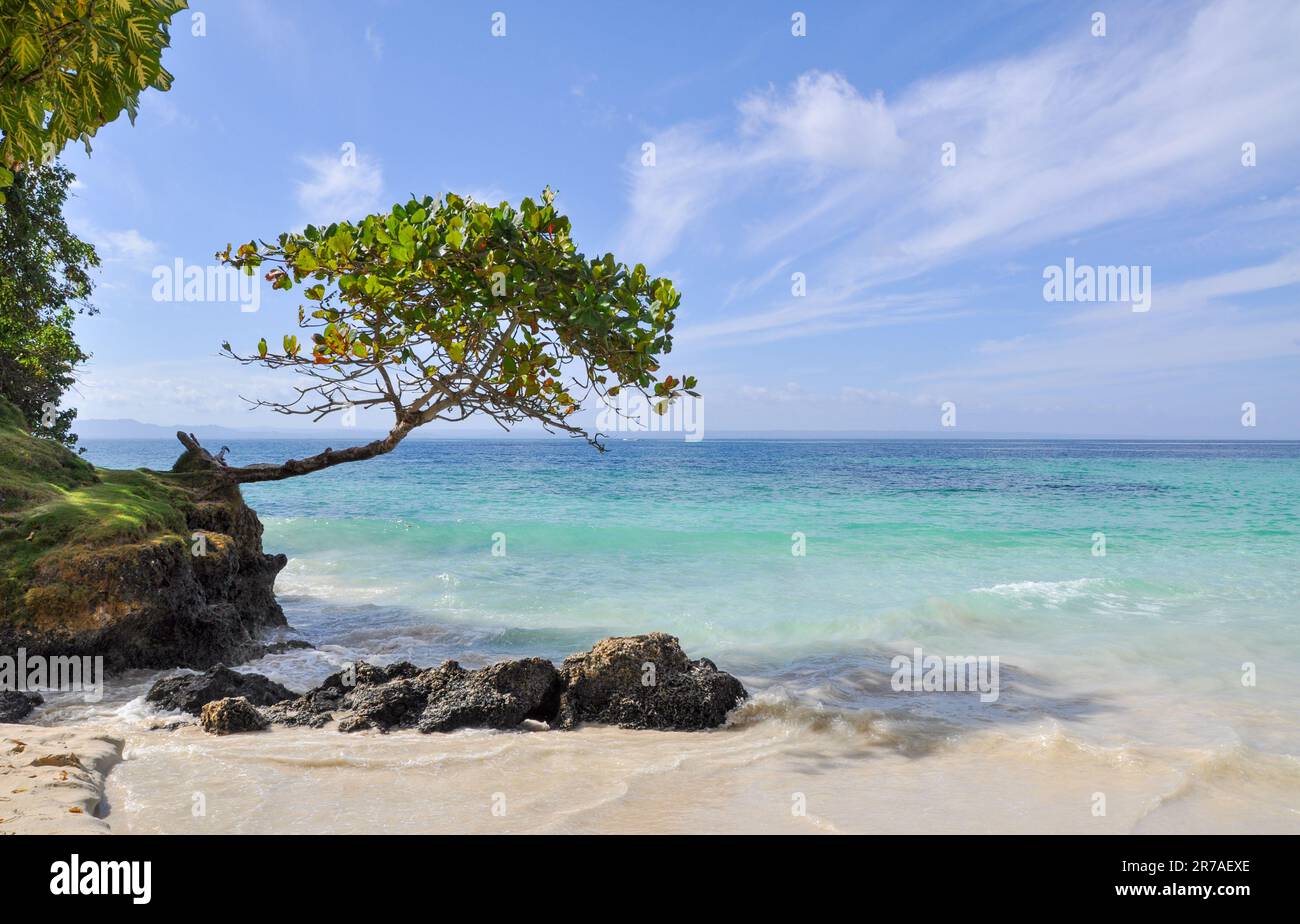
[71,417,504,441]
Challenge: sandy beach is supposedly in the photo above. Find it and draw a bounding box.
[0,723,122,835]
[10,683,1297,836]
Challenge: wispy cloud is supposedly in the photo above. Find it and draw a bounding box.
[70,219,162,267]
[295,150,385,225]
[677,290,968,345]
[907,251,1300,397]
[620,72,902,265]
[620,0,1300,351]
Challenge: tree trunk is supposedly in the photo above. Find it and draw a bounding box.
[175,420,415,484]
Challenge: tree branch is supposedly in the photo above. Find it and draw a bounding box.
[176,419,417,485]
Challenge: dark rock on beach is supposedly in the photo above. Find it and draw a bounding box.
[253,634,746,736]
[146,664,297,715]
[337,672,430,732]
[260,660,415,729]
[416,657,562,733]
[200,696,269,735]
[259,701,334,729]
[556,632,748,730]
[261,657,563,734]
[0,690,43,723]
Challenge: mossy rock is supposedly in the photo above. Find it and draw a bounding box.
[0,396,288,670]
[0,404,96,512]
[0,399,204,624]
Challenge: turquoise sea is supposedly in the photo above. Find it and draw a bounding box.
[75,437,1300,833]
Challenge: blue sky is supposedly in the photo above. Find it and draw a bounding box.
[60,0,1300,437]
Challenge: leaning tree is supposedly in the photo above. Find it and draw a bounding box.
[180,189,697,483]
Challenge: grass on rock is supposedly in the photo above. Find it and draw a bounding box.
[0,397,198,625]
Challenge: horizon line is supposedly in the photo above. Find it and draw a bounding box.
[71,420,1300,444]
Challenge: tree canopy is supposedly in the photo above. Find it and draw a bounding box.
[0,0,187,198]
[197,189,696,483]
[0,162,98,448]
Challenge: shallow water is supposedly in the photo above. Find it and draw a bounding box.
[44,437,1300,833]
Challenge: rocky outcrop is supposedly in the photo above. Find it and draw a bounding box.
[12,527,287,673]
[145,664,298,714]
[260,657,564,734]
[0,690,42,723]
[246,634,746,736]
[0,407,289,674]
[200,696,268,735]
[556,632,748,730]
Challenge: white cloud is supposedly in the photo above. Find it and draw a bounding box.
[620,72,901,264]
[856,0,1300,278]
[98,228,160,262]
[620,0,1300,340]
[69,219,162,267]
[295,150,385,225]
[619,123,735,264]
[737,72,902,170]
[458,185,507,205]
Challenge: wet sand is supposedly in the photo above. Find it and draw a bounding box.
[99,704,1300,835]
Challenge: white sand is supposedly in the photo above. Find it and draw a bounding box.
[0,723,123,835]
[9,700,1300,834]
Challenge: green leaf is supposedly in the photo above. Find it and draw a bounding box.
[0,2,185,166]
